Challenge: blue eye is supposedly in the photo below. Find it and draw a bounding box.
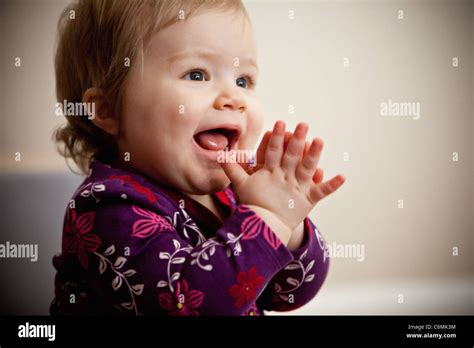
[236,77,247,88]
[184,70,205,81]
[236,75,256,89]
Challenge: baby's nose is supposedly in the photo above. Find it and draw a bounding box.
[214,87,246,113]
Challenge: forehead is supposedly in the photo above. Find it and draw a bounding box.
[146,10,257,63]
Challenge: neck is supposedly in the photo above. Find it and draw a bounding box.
[186,193,226,223]
[186,193,213,209]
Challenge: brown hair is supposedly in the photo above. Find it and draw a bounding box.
[53,0,248,174]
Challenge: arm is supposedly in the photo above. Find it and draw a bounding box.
[256,217,330,312]
[219,121,342,312]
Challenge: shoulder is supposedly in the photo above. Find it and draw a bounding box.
[64,160,182,244]
[70,160,177,215]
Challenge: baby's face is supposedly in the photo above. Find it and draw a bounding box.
[119,10,263,194]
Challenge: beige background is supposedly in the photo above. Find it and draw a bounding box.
[0,0,472,314]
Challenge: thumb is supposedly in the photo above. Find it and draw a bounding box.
[220,161,249,187]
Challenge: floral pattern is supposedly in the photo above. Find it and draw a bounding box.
[108,175,157,203]
[272,248,315,303]
[239,205,281,250]
[228,266,264,309]
[158,279,204,316]
[94,244,144,315]
[64,208,101,269]
[156,239,192,292]
[76,182,106,202]
[132,205,174,238]
[242,303,259,316]
[52,159,329,316]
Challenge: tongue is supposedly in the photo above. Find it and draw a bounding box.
[194,130,229,151]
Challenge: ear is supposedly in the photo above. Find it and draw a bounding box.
[83,87,119,136]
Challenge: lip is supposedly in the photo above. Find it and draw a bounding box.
[194,123,242,139]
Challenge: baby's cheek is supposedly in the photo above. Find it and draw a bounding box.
[243,101,264,149]
[163,89,204,123]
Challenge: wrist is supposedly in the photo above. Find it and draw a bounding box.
[287,221,305,251]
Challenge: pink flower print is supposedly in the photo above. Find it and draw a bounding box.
[64,208,101,269]
[132,205,173,238]
[240,208,281,250]
[158,279,204,316]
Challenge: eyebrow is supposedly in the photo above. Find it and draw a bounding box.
[167,48,259,72]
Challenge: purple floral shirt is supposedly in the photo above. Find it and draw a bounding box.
[51,159,330,316]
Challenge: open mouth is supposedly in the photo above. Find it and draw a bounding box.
[193,127,241,152]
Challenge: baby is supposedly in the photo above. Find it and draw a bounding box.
[51,0,345,315]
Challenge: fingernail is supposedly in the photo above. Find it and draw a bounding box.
[274,120,285,135]
[295,123,308,137]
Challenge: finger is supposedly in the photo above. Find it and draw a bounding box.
[295,138,323,184]
[258,131,292,165]
[283,132,292,153]
[220,161,249,187]
[281,123,309,174]
[312,168,324,184]
[252,131,307,173]
[241,131,271,174]
[309,174,346,203]
[302,141,310,159]
[285,133,308,159]
[251,131,290,173]
[264,120,286,170]
[254,131,271,167]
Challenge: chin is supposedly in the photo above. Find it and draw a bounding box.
[191,171,231,195]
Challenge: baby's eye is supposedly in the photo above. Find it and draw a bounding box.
[184,70,206,81]
[236,77,247,88]
[236,75,256,89]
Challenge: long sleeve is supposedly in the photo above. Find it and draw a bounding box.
[51,160,329,316]
[256,217,330,312]
[71,200,295,315]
